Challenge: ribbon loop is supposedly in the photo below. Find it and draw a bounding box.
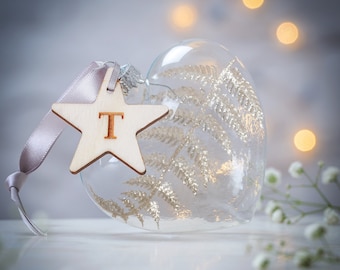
[5,171,27,191]
[5,61,123,236]
[104,62,121,91]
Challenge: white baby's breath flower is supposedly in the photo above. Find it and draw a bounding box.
[252,253,270,270]
[321,166,339,184]
[288,161,304,178]
[265,200,280,216]
[318,161,324,168]
[323,208,339,225]
[271,208,285,223]
[284,218,292,225]
[264,168,281,187]
[293,250,313,268]
[304,223,327,240]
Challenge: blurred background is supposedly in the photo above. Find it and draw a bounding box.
[1,0,339,219]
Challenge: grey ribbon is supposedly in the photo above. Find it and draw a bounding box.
[5,61,122,235]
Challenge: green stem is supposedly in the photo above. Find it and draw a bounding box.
[291,213,305,223]
[263,194,327,208]
[336,181,340,192]
[316,162,323,183]
[275,250,293,260]
[262,197,295,206]
[290,199,327,208]
[303,170,317,185]
[289,203,304,214]
[303,171,332,206]
[319,237,340,263]
[290,184,313,188]
[289,209,324,224]
[269,188,289,198]
[329,205,340,210]
[287,193,340,209]
[303,208,324,215]
[264,191,340,211]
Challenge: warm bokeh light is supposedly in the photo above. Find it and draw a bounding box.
[242,0,264,9]
[276,22,299,45]
[294,129,316,152]
[171,4,197,29]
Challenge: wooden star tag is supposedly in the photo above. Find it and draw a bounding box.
[52,67,169,174]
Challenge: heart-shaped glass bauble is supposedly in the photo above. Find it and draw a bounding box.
[81,39,266,232]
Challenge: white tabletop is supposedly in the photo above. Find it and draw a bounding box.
[0,215,339,270]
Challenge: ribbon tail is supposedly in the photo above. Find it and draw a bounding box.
[10,187,46,236]
[4,62,107,235]
[5,61,120,235]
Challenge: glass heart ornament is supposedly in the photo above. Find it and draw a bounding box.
[81,39,266,232]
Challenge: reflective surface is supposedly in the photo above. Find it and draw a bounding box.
[1,215,339,270]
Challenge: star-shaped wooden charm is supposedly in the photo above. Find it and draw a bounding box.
[52,67,168,174]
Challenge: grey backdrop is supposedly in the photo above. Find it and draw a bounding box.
[1,0,339,219]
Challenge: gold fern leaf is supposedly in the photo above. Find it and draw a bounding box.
[216,65,263,120]
[144,153,168,171]
[171,108,231,153]
[126,175,181,212]
[170,156,199,194]
[157,181,181,211]
[185,135,217,186]
[146,86,205,109]
[121,197,144,225]
[172,86,206,106]
[209,94,248,142]
[144,145,215,191]
[122,190,149,207]
[122,189,160,226]
[138,126,185,146]
[90,59,264,229]
[126,175,161,191]
[90,187,129,222]
[144,153,200,194]
[147,201,160,227]
[159,64,218,86]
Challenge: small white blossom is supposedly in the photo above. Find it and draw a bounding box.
[323,208,339,225]
[252,253,270,270]
[318,161,324,168]
[271,208,285,223]
[265,200,280,216]
[293,250,313,268]
[284,218,292,225]
[288,161,304,178]
[321,166,339,184]
[264,168,281,187]
[304,223,327,240]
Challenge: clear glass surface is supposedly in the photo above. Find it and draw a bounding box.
[81,39,266,232]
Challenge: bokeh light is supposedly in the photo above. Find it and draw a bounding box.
[276,22,299,45]
[171,4,197,29]
[294,129,316,152]
[242,0,264,9]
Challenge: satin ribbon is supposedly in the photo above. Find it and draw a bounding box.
[5,61,121,236]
